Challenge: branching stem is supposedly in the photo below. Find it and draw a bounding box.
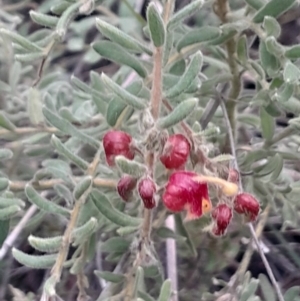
[219,93,285,301]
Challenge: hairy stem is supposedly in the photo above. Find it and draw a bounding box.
[9,177,117,192]
[214,0,241,153]
[219,94,285,301]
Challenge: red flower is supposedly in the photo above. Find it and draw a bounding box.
[138,177,157,209]
[234,193,260,221]
[227,168,239,184]
[103,130,135,166]
[117,175,137,202]
[162,171,212,220]
[211,204,232,235]
[160,134,191,169]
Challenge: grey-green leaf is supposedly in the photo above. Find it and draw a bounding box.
[92,41,148,78]
[12,248,57,269]
[164,52,202,98]
[91,190,142,227]
[252,0,296,23]
[177,27,221,51]
[157,98,198,129]
[146,3,165,47]
[101,73,147,110]
[95,18,152,55]
[25,184,70,217]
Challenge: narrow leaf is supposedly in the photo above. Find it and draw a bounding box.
[91,190,142,227]
[30,10,59,28]
[147,3,165,47]
[0,149,13,160]
[164,52,202,98]
[25,184,70,217]
[158,279,172,301]
[101,73,147,110]
[0,205,21,220]
[157,98,198,129]
[95,18,152,55]
[12,248,57,269]
[177,27,221,51]
[115,156,147,178]
[0,29,43,52]
[168,0,204,30]
[72,217,98,246]
[253,0,296,23]
[43,107,100,149]
[92,41,148,78]
[260,107,275,141]
[28,235,62,253]
[0,112,16,131]
[51,135,89,170]
[73,176,92,200]
[94,271,125,283]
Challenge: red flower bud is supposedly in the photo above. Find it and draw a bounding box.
[227,168,239,184]
[117,175,137,202]
[160,134,191,169]
[234,193,260,221]
[103,130,135,166]
[162,171,212,221]
[211,204,232,235]
[138,177,157,209]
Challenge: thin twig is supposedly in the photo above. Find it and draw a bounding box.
[219,94,285,301]
[0,205,37,260]
[9,177,117,192]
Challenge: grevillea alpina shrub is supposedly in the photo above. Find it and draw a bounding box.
[1,0,300,300]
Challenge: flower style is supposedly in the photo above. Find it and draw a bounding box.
[234,193,260,221]
[162,171,212,221]
[160,134,191,169]
[103,130,135,166]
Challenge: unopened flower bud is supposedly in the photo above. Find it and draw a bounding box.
[117,175,137,202]
[234,193,260,221]
[211,204,232,235]
[138,177,157,209]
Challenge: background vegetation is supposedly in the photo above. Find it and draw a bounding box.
[1,0,300,300]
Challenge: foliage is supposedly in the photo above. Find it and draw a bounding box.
[0,0,300,300]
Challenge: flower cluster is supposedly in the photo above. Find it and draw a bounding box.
[103,130,260,237]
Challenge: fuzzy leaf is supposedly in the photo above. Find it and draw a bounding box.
[253,0,296,23]
[73,176,92,201]
[164,52,202,98]
[28,235,62,253]
[43,107,100,149]
[0,149,13,161]
[95,18,152,55]
[25,184,70,217]
[12,248,57,269]
[147,3,165,47]
[177,26,221,51]
[0,112,16,131]
[30,10,59,28]
[260,107,275,141]
[115,156,147,178]
[244,0,265,10]
[0,197,25,208]
[101,73,147,110]
[157,98,198,129]
[259,274,277,301]
[168,0,204,30]
[158,279,172,301]
[94,271,126,283]
[51,135,89,170]
[91,190,142,227]
[285,45,300,60]
[263,16,281,38]
[0,29,43,52]
[72,217,98,246]
[0,205,21,220]
[283,62,300,83]
[92,41,147,78]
